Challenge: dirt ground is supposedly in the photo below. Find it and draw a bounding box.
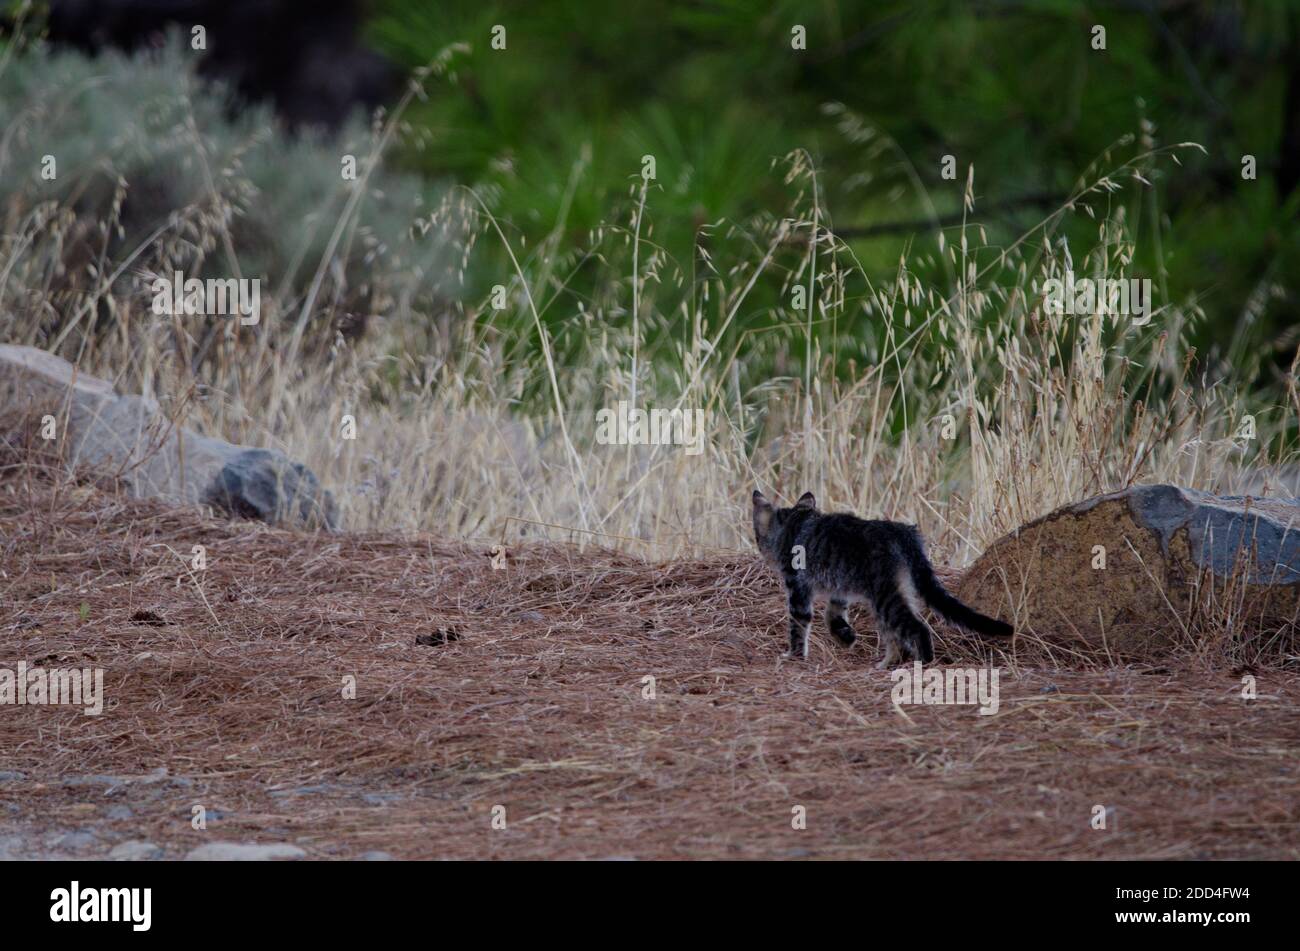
[2,466,1299,860]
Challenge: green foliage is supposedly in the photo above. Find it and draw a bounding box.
[367,0,1300,374]
[5,1,1298,405]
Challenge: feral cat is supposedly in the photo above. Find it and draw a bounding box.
[752,490,1013,667]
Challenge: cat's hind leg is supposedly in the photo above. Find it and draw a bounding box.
[785,575,814,659]
[871,569,935,666]
[874,629,904,669]
[827,598,857,646]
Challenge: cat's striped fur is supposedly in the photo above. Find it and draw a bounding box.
[752,490,1013,667]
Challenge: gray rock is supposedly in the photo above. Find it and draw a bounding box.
[61,774,126,789]
[0,834,27,859]
[105,805,135,820]
[52,830,100,851]
[361,791,404,805]
[358,850,395,861]
[1116,485,1300,583]
[176,806,230,822]
[184,842,307,861]
[0,344,336,530]
[269,783,334,799]
[205,448,335,527]
[0,771,26,782]
[108,840,163,861]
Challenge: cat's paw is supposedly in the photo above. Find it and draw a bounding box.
[830,627,857,647]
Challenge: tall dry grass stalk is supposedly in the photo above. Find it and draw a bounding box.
[1,57,1293,564]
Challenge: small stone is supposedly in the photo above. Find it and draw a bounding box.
[178,806,228,822]
[129,609,171,626]
[359,850,395,861]
[105,805,135,820]
[415,627,460,647]
[184,842,307,861]
[0,771,26,782]
[54,830,99,851]
[109,841,162,861]
[61,774,124,789]
[269,784,333,799]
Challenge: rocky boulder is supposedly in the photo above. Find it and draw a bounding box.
[958,485,1300,652]
[0,344,337,530]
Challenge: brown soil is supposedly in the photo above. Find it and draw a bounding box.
[2,458,1299,860]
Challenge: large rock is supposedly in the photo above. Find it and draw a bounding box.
[0,344,337,529]
[958,485,1300,652]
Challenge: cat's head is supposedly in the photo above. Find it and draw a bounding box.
[751,490,816,563]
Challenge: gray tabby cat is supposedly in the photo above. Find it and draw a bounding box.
[752,490,1013,667]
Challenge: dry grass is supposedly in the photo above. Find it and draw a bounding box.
[3,454,1299,859]
[2,46,1294,564]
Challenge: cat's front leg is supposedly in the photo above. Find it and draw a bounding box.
[785,576,813,659]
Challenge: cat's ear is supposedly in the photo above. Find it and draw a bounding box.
[752,490,773,538]
[795,491,817,510]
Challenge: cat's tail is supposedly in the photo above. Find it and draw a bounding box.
[908,542,1013,638]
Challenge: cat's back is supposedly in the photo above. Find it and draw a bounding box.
[803,511,918,550]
